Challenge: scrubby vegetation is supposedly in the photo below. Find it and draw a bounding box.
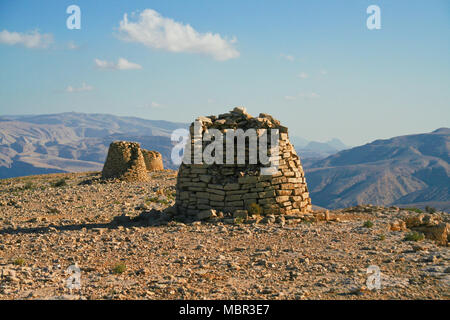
[52,178,68,187]
[112,263,127,274]
[405,207,423,213]
[404,231,425,242]
[248,203,262,216]
[363,220,374,228]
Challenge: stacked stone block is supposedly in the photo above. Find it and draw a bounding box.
[142,149,164,172]
[102,141,150,182]
[175,107,312,218]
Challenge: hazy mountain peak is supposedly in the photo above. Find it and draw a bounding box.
[304,128,450,211]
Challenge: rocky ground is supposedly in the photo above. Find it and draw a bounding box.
[0,171,448,300]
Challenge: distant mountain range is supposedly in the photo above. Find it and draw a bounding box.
[0,113,448,211]
[291,136,350,160]
[0,113,347,179]
[304,128,450,211]
[0,112,188,178]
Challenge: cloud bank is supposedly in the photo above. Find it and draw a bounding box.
[65,83,94,93]
[280,53,295,61]
[117,9,239,61]
[67,41,79,50]
[94,58,142,70]
[0,29,53,48]
[298,72,309,79]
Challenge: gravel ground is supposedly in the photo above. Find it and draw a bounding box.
[0,172,448,300]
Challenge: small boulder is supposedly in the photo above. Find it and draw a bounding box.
[233,210,248,219]
[389,220,407,231]
[197,209,216,220]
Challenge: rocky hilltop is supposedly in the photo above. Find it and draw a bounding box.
[0,172,448,300]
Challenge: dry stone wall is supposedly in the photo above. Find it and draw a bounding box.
[102,141,150,182]
[175,107,312,218]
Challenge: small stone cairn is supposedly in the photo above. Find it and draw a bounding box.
[175,107,312,220]
[102,141,150,182]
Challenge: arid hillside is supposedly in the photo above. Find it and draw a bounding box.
[0,172,448,300]
[305,128,450,211]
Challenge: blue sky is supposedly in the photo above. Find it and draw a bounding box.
[0,0,448,146]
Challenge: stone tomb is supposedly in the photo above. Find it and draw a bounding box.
[142,150,164,172]
[101,141,150,182]
[175,107,312,218]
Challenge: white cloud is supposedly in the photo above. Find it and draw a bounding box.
[136,101,164,109]
[150,101,162,108]
[0,29,53,48]
[139,101,163,109]
[280,54,295,62]
[65,82,94,93]
[117,9,239,61]
[298,72,309,79]
[67,41,79,50]
[94,57,142,70]
[299,92,320,99]
[94,59,111,69]
[320,69,327,75]
[284,95,297,101]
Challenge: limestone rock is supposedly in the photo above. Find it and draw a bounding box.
[197,209,217,220]
[389,220,407,231]
[413,223,449,246]
[402,213,449,245]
